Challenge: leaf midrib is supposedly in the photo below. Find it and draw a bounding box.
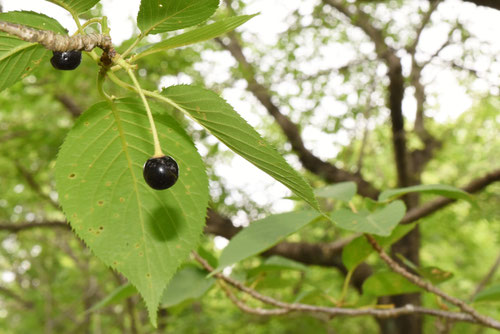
[110,101,154,298]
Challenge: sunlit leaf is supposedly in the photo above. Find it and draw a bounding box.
[134,14,257,60]
[160,85,320,211]
[56,98,209,326]
[137,0,219,35]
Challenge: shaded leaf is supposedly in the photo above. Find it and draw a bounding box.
[160,85,320,211]
[56,99,209,326]
[248,255,308,276]
[418,266,453,284]
[395,254,454,285]
[473,284,500,303]
[379,184,473,203]
[137,0,219,35]
[331,200,406,236]
[213,211,319,273]
[342,223,416,271]
[86,283,137,313]
[162,264,215,307]
[197,246,218,268]
[0,11,66,92]
[363,271,422,297]
[134,14,257,60]
[262,255,309,271]
[314,182,357,202]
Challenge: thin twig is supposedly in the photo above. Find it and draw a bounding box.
[218,281,290,316]
[0,221,69,232]
[407,0,442,55]
[192,252,498,328]
[365,234,500,329]
[420,23,459,68]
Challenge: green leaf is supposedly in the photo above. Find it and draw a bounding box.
[314,182,357,202]
[395,255,454,285]
[418,266,453,284]
[55,98,209,326]
[162,264,215,307]
[262,255,309,271]
[362,271,422,297]
[160,85,320,211]
[342,223,415,271]
[134,14,257,60]
[86,283,137,313]
[473,284,500,303]
[137,0,219,35]
[0,11,66,92]
[331,200,406,236]
[378,184,473,203]
[47,0,100,14]
[213,211,319,273]
[196,246,218,268]
[248,255,308,276]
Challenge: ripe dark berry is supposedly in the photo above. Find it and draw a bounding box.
[143,156,179,190]
[50,51,82,70]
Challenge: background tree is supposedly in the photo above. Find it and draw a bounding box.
[0,0,499,333]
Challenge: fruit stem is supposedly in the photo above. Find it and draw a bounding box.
[116,58,164,157]
[121,33,144,59]
[97,69,112,101]
[76,18,103,34]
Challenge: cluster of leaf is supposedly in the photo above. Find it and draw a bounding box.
[1,0,500,333]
